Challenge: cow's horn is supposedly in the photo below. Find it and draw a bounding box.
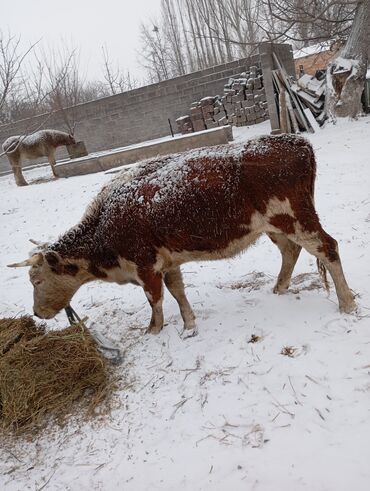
[29,239,48,247]
[7,253,43,268]
[7,259,34,268]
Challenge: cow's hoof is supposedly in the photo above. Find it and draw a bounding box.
[16,181,28,187]
[181,326,198,339]
[145,324,163,335]
[339,299,357,314]
[273,284,288,294]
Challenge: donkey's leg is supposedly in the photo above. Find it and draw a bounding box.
[164,267,196,330]
[268,232,302,294]
[139,268,165,334]
[48,150,58,177]
[9,156,28,186]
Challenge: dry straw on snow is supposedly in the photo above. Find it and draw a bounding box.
[0,316,111,433]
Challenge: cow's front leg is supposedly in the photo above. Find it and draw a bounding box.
[139,269,164,334]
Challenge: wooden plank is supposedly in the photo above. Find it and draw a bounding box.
[286,94,300,134]
[297,75,326,99]
[273,54,311,131]
[272,52,313,133]
[304,108,320,132]
[273,68,305,132]
[291,85,324,110]
[259,43,281,132]
[279,89,291,133]
[274,68,305,131]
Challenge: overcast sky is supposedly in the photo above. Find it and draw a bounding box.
[3,0,162,83]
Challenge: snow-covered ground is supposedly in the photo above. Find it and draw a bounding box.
[1,118,370,491]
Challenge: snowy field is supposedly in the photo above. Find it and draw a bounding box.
[1,118,370,490]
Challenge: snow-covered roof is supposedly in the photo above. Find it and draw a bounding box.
[294,41,333,60]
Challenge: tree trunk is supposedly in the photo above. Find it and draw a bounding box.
[326,0,370,119]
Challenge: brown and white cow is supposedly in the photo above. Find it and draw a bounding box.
[8,135,356,334]
[2,129,76,186]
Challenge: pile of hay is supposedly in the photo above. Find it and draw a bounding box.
[0,316,110,432]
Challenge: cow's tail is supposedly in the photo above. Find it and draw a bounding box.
[317,259,330,292]
[303,140,329,292]
[305,139,317,203]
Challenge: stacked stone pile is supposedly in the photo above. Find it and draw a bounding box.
[176,65,269,134]
[175,115,193,134]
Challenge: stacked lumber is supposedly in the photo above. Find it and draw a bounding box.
[271,52,317,134]
[176,65,269,135]
[291,73,326,126]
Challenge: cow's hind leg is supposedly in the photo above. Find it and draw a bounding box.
[298,230,355,313]
[268,232,301,294]
[286,205,356,313]
[164,267,196,332]
[9,156,28,186]
[139,269,164,334]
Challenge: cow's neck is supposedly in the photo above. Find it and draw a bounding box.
[50,217,98,260]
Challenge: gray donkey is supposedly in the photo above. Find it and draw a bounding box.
[2,129,75,186]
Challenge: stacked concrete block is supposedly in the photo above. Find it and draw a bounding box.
[180,63,269,134]
[190,103,206,132]
[176,115,193,135]
[221,65,268,127]
[200,96,217,129]
[187,96,224,131]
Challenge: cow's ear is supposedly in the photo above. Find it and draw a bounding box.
[45,251,63,273]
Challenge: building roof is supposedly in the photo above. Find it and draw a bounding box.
[294,41,333,60]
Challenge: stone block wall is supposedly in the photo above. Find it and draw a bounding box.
[176,64,268,135]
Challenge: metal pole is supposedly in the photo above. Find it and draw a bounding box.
[168,118,174,138]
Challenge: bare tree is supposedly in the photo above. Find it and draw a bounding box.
[101,45,138,95]
[36,45,83,133]
[262,0,369,118]
[258,0,356,45]
[0,30,38,123]
[139,0,264,81]
[139,22,170,82]
[162,0,187,75]
[326,0,370,118]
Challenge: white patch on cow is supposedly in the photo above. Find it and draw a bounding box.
[153,255,165,273]
[102,257,142,285]
[265,197,296,219]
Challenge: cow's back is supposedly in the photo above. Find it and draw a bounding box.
[93,135,316,262]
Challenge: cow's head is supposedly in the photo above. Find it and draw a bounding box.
[8,250,87,319]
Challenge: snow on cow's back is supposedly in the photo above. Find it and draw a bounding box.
[86,133,312,223]
[97,142,246,212]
